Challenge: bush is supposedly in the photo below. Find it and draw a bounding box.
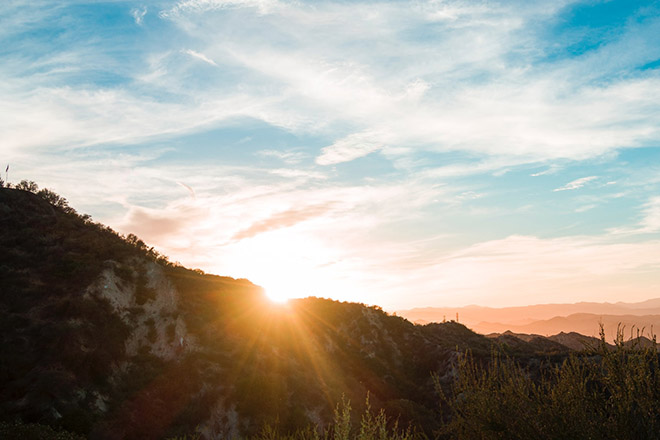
[0,421,85,440]
[437,326,660,440]
[251,395,415,440]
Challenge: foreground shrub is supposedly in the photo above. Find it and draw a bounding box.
[438,326,660,440]
[233,395,416,440]
[0,421,84,440]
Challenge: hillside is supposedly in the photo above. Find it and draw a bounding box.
[3,185,660,439]
[2,185,573,439]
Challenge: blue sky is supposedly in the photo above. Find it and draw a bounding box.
[2,0,660,308]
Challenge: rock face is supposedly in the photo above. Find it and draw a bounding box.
[88,260,189,360]
[0,187,572,439]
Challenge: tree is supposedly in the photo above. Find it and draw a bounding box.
[15,180,39,192]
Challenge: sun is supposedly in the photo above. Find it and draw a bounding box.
[217,229,365,306]
[265,287,291,303]
[261,274,313,303]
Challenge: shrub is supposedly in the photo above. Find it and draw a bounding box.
[437,326,660,440]
[250,395,415,440]
[0,421,85,440]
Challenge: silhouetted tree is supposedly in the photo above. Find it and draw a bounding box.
[15,179,39,192]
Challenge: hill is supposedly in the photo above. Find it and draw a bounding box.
[3,184,660,439]
[399,300,660,338]
[3,185,573,439]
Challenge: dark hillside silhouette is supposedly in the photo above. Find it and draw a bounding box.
[1,183,658,439]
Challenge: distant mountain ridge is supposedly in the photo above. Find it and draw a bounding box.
[476,313,660,339]
[398,299,660,339]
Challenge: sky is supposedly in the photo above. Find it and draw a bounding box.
[2,0,660,309]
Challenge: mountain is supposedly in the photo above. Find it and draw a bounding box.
[3,185,574,439]
[475,313,660,338]
[398,300,660,338]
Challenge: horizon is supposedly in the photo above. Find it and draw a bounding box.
[399,296,660,311]
[3,0,660,310]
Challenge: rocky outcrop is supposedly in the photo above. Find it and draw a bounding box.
[87,260,192,361]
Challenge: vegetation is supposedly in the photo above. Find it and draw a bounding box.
[249,395,415,440]
[2,183,660,439]
[437,326,660,440]
[0,421,84,440]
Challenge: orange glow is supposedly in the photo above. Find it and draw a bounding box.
[220,229,353,303]
[265,288,291,303]
[261,273,314,303]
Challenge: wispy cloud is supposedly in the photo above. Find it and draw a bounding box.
[162,0,281,17]
[638,196,660,233]
[5,0,660,309]
[0,81,267,155]
[553,176,598,192]
[610,196,660,235]
[177,181,196,200]
[531,165,562,177]
[397,234,660,308]
[182,49,218,66]
[316,132,384,165]
[155,1,660,167]
[257,149,307,165]
[131,6,147,25]
[4,1,660,166]
[232,203,335,241]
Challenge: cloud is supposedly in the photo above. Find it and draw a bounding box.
[182,49,218,66]
[638,196,660,233]
[0,82,266,155]
[257,149,307,165]
[394,234,660,308]
[611,196,660,235]
[5,1,660,168]
[120,203,206,243]
[553,176,598,192]
[131,6,147,25]
[19,139,660,310]
[575,204,596,213]
[162,0,280,17]
[6,0,660,310]
[316,132,384,165]
[530,165,562,176]
[158,1,660,167]
[232,203,335,240]
[177,181,196,200]
[268,168,327,180]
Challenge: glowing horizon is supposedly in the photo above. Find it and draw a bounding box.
[3,1,660,310]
